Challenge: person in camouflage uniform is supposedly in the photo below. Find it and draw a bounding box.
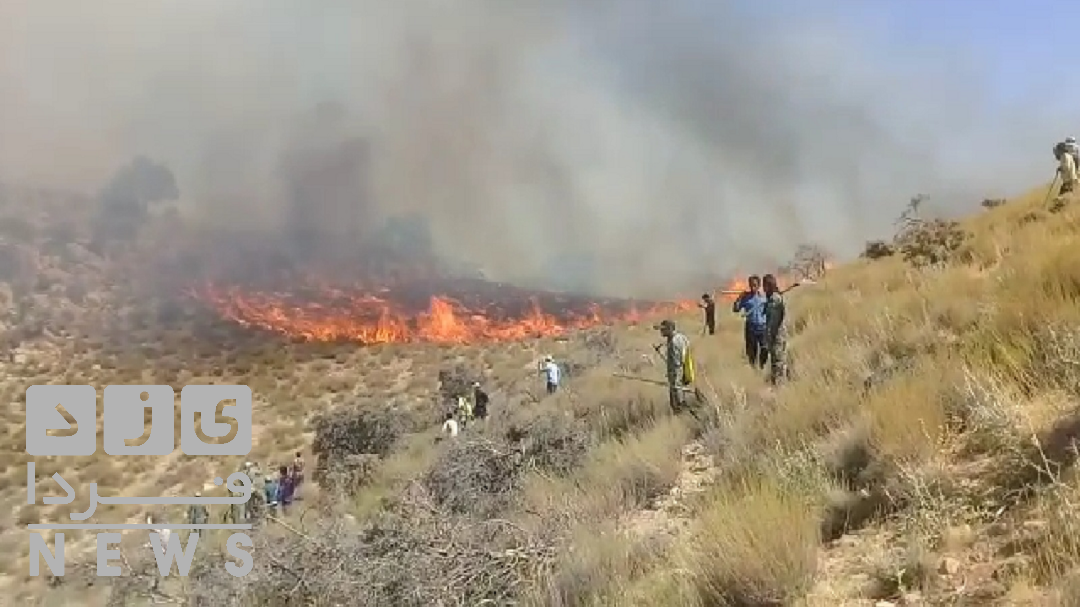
[224,462,251,524]
[762,274,789,385]
[438,368,471,420]
[187,492,209,542]
[247,471,266,524]
[188,493,208,526]
[655,319,692,413]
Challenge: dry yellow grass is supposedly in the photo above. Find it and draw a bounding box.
[8,183,1080,605]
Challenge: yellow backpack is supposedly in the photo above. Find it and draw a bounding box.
[682,346,695,385]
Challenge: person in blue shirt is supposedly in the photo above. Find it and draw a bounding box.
[732,275,768,369]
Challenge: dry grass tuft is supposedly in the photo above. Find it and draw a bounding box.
[16,184,1080,605]
[684,474,823,606]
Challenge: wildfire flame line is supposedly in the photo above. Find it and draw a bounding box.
[185,265,827,345]
[186,282,696,345]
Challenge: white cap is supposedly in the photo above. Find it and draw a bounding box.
[195,491,201,497]
[1067,136,1076,144]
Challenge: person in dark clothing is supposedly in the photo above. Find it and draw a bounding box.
[699,293,716,335]
[276,466,295,515]
[732,275,768,369]
[472,382,489,420]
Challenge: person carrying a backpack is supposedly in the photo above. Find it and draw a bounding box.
[456,394,473,428]
[1056,141,1078,196]
[1065,137,1079,164]
[655,319,695,414]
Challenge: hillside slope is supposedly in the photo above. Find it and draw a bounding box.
[7,184,1080,606]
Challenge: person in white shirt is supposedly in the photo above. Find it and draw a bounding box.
[441,413,460,437]
[1056,141,1078,195]
[539,355,560,394]
[146,515,170,555]
[1065,136,1079,164]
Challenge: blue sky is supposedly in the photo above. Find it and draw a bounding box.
[841,1,1066,106]
[726,0,1066,110]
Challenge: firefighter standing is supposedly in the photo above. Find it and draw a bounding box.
[655,319,694,413]
[763,274,790,385]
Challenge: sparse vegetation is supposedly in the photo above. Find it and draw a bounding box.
[862,239,896,259]
[6,181,1080,607]
[783,243,832,281]
[893,194,971,268]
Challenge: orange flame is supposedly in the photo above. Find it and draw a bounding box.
[714,263,832,302]
[187,281,697,345]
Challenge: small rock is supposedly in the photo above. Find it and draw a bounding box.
[683,443,704,458]
[967,580,1007,600]
[1022,520,1048,532]
[942,524,976,551]
[875,601,897,607]
[836,535,860,548]
[993,555,1032,580]
[938,556,962,576]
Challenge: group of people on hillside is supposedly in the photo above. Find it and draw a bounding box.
[730,274,788,383]
[183,454,306,528]
[138,454,308,564]
[441,381,491,437]
[439,354,562,438]
[691,273,789,382]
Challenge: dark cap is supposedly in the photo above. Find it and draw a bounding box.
[654,319,675,330]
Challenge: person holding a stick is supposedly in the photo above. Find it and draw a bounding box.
[539,355,561,394]
[699,293,717,335]
[763,274,790,385]
[732,275,768,369]
[655,319,694,413]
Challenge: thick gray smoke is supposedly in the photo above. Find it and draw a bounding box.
[0,0,1064,297]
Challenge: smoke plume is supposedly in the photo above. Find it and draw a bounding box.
[0,0,1064,297]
